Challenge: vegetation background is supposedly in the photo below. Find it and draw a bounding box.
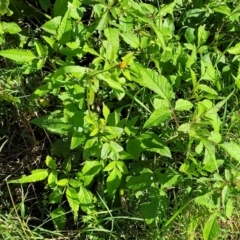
[1,0,240,239]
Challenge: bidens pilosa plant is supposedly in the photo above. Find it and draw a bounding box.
[2,0,240,238]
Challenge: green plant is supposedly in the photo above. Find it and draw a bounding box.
[1,0,240,239]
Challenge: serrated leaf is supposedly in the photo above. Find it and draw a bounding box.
[41,16,62,35]
[51,207,66,230]
[131,65,173,101]
[121,32,139,48]
[220,141,240,162]
[104,28,119,59]
[203,214,220,240]
[0,49,36,63]
[198,25,210,47]
[66,187,79,219]
[175,99,193,111]
[9,169,48,183]
[57,9,71,44]
[144,107,172,128]
[53,65,90,78]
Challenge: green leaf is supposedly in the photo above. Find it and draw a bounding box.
[53,0,68,16]
[49,190,62,204]
[66,187,79,219]
[31,116,72,135]
[107,168,122,196]
[1,22,21,34]
[70,131,85,150]
[39,0,51,11]
[131,65,173,101]
[227,43,240,55]
[51,207,66,230]
[104,28,119,60]
[57,9,72,44]
[203,214,220,240]
[143,107,172,128]
[158,2,175,16]
[198,25,210,47]
[46,155,57,170]
[225,198,233,219]
[121,32,139,49]
[116,161,128,174]
[53,65,90,78]
[0,49,36,63]
[197,84,218,95]
[48,170,58,185]
[214,5,231,15]
[9,169,48,184]
[41,16,62,35]
[185,28,195,43]
[0,0,12,16]
[97,73,124,92]
[57,178,68,186]
[97,10,110,32]
[127,168,153,191]
[175,99,193,111]
[103,103,110,121]
[78,186,93,212]
[220,141,240,162]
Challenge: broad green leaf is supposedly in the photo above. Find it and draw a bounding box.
[57,178,68,186]
[35,41,45,57]
[78,186,93,212]
[157,168,180,188]
[57,9,72,44]
[107,168,122,196]
[131,65,173,101]
[0,0,12,16]
[185,28,195,43]
[46,155,57,170]
[49,190,62,204]
[227,43,240,55]
[9,169,48,183]
[116,161,128,174]
[41,16,62,35]
[203,214,220,240]
[220,141,240,162]
[1,22,21,34]
[178,123,191,133]
[66,187,79,219]
[53,65,90,78]
[140,133,171,158]
[69,179,81,188]
[214,5,231,15]
[31,116,71,135]
[0,49,36,63]
[127,168,153,191]
[97,10,110,32]
[97,73,124,92]
[225,198,233,219]
[222,185,229,205]
[198,25,210,47]
[175,99,193,111]
[101,142,111,159]
[104,28,119,59]
[143,107,172,128]
[197,84,218,95]
[83,138,98,160]
[70,131,85,150]
[51,207,66,230]
[48,171,58,185]
[158,2,175,16]
[103,103,110,121]
[54,0,68,16]
[121,32,139,49]
[81,160,102,186]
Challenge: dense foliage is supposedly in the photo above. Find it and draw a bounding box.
[1,0,240,239]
